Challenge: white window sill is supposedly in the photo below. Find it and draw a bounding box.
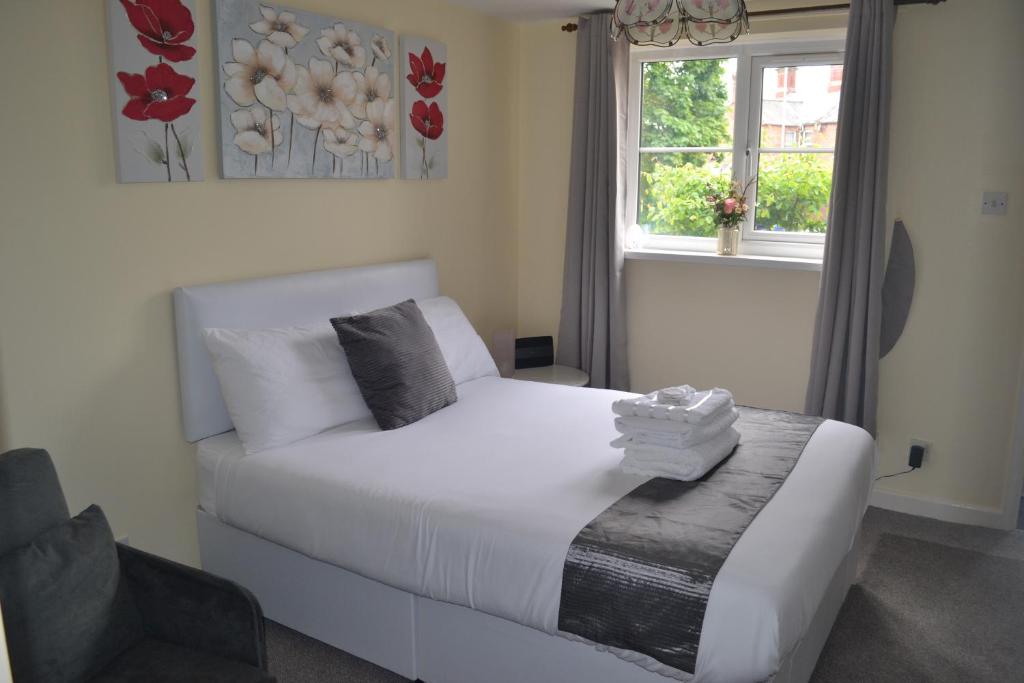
[625,248,823,272]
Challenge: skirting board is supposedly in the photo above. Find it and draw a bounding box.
[197,509,856,683]
[870,489,1009,530]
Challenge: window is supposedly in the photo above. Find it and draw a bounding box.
[626,39,845,261]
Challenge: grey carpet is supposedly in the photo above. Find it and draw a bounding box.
[266,507,1024,682]
[811,533,1024,682]
[266,622,405,683]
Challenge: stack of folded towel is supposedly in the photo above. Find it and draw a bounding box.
[611,385,740,481]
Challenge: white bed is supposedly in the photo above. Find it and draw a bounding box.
[175,259,874,683]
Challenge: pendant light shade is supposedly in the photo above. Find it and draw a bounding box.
[611,0,749,47]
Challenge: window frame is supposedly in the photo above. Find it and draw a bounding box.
[625,36,846,261]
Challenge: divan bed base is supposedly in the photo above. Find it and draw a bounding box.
[197,509,857,683]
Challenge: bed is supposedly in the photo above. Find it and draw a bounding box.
[174,259,875,683]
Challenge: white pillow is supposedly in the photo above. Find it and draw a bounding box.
[417,297,499,385]
[201,297,496,454]
[202,323,371,454]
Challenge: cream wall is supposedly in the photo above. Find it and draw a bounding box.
[2,0,1022,573]
[516,0,1024,519]
[515,23,574,338]
[0,0,519,564]
[875,0,1024,514]
[626,262,820,411]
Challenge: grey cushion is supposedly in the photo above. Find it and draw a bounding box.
[0,505,143,683]
[331,299,457,430]
[0,448,70,556]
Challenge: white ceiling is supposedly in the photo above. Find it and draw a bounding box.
[444,0,614,21]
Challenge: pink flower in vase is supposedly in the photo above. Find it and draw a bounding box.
[723,197,738,215]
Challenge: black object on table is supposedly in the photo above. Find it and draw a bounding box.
[515,336,554,369]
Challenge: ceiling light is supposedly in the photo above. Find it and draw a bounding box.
[611,0,749,47]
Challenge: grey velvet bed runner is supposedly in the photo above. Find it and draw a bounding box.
[558,407,825,675]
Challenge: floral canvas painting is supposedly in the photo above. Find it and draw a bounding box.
[215,0,396,179]
[400,37,448,180]
[107,0,202,183]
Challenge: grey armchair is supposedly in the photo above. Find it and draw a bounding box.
[0,448,276,683]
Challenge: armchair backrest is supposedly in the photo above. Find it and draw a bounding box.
[0,449,70,556]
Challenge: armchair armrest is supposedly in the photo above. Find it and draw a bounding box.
[116,543,268,671]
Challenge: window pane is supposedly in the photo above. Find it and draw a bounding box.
[638,152,733,237]
[759,63,842,150]
[753,153,834,234]
[640,58,737,149]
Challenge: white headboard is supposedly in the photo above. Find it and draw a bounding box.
[173,259,439,442]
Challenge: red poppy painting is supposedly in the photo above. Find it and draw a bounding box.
[407,46,446,99]
[410,101,444,141]
[107,0,202,183]
[401,37,447,180]
[117,63,196,122]
[119,0,197,62]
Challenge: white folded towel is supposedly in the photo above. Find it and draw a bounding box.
[612,387,735,424]
[656,385,697,406]
[612,408,740,448]
[620,428,740,482]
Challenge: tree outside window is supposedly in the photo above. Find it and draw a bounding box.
[636,56,841,239]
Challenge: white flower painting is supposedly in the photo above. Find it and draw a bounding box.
[215,0,396,179]
[249,5,309,48]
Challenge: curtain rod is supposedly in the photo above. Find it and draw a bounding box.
[560,0,945,33]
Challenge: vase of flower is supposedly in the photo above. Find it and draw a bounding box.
[707,179,754,256]
[717,226,740,256]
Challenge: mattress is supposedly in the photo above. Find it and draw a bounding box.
[195,377,874,682]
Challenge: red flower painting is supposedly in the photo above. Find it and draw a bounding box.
[407,47,446,99]
[402,39,447,180]
[410,100,444,140]
[117,62,196,122]
[120,0,197,63]
[110,0,199,183]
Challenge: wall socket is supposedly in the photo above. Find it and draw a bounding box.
[909,439,931,468]
[982,191,1009,216]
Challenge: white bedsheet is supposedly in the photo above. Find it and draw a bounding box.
[196,377,874,682]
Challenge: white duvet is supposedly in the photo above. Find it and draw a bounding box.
[197,377,874,682]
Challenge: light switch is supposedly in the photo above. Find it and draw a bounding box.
[981,191,1009,216]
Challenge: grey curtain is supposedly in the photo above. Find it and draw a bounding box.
[556,13,630,391]
[805,0,895,435]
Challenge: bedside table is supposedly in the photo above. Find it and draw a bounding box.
[513,365,590,387]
